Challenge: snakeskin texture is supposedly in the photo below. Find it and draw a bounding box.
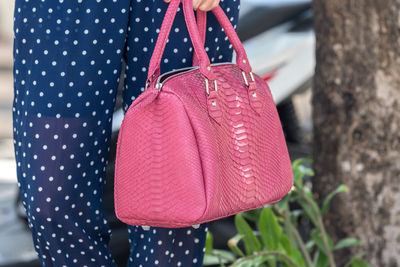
[114,63,294,228]
[114,0,293,228]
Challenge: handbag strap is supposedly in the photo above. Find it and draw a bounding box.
[146,0,183,84]
[147,0,252,86]
[192,9,207,67]
[182,0,252,72]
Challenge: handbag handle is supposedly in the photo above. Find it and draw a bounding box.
[147,0,252,87]
[192,9,244,70]
[182,0,252,75]
[146,0,215,83]
[146,0,184,85]
[192,9,207,67]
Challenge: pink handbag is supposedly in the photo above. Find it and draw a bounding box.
[114,0,294,228]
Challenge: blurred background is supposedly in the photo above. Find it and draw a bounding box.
[0,0,315,266]
[0,1,24,265]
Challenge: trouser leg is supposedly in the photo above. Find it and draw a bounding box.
[12,0,131,265]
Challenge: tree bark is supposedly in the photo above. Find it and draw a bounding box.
[312,0,400,266]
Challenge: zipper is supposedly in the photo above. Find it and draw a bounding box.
[155,66,197,90]
[155,62,236,90]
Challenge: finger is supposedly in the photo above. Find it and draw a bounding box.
[212,0,220,9]
[198,0,212,11]
[193,0,201,9]
[199,0,219,11]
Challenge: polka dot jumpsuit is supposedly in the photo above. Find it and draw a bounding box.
[12,0,240,266]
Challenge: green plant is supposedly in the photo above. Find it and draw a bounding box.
[203,158,370,267]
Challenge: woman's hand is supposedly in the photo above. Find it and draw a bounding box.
[164,0,220,11]
[192,0,220,11]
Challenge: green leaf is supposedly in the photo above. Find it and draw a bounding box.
[298,164,315,177]
[227,234,245,257]
[292,158,313,188]
[235,213,262,255]
[202,254,219,266]
[313,250,329,267]
[205,231,214,254]
[294,186,321,226]
[303,186,315,201]
[282,219,294,247]
[322,184,349,214]
[278,233,306,267]
[279,233,293,255]
[274,193,291,210]
[290,248,307,267]
[305,240,315,251]
[292,157,312,169]
[233,253,300,267]
[242,208,262,222]
[311,229,333,254]
[202,249,236,266]
[202,254,221,266]
[347,258,372,267]
[334,238,361,250]
[292,168,305,189]
[230,257,269,267]
[290,209,303,221]
[296,197,318,226]
[247,255,274,267]
[229,260,254,267]
[258,207,282,250]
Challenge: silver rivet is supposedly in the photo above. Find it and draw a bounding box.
[211,101,217,106]
[243,59,246,63]
[252,92,257,98]
[207,66,211,71]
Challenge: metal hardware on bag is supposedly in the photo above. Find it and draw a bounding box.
[252,92,257,98]
[145,73,157,91]
[242,71,249,86]
[153,64,236,93]
[115,2,295,228]
[205,78,218,95]
[249,71,255,82]
[145,76,153,91]
[155,82,162,91]
[145,80,150,91]
[211,100,217,106]
[242,71,255,87]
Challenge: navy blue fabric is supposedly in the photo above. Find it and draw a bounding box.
[12,0,240,266]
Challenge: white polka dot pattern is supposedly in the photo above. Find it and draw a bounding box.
[12,0,240,266]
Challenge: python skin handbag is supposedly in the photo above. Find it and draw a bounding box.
[114,0,294,228]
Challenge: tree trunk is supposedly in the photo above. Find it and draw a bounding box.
[312,0,400,266]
